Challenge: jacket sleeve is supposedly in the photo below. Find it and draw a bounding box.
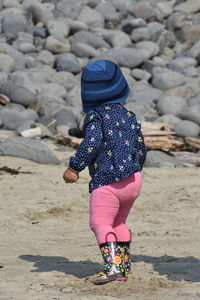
[69,111,103,172]
[135,122,147,169]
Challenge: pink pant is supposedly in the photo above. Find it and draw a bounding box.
[89,172,142,245]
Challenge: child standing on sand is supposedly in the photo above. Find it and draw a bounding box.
[63,60,147,284]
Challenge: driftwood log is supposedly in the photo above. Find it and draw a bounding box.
[185,137,200,150]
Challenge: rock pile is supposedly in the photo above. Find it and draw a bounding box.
[0,0,200,165]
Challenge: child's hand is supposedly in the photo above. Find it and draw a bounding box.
[63,167,79,183]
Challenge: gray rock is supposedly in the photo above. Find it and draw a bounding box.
[17,120,36,132]
[131,69,151,81]
[174,0,200,14]
[189,40,200,58]
[36,83,67,103]
[0,80,37,106]
[168,57,197,73]
[125,102,158,121]
[0,54,15,72]
[55,108,78,128]
[36,50,55,67]
[129,2,157,21]
[152,68,186,90]
[188,96,200,106]
[45,36,70,54]
[69,20,89,34]
[55,53,81,74]
[155,114,181,127]
[135,41,159,60]
[70,30,110,49]
[147,21,165,38]
[33,36,46,50]
[121,19,147,34]
[128,84,163,106]
[52,71,77,91]
[78,6,104,28]
[18,43,36,54]
[130,27,150,42]
[174,17,200,43]
[65,85,82,113]
[144,150,178,167]
[156,2,173,19]
[174,120,200,137]
[33,26,48,39]
[182,66,198,77]
[46,19,70,41]
[71,42,99,58]
[109,0,133,12]
[96,2,119,22]
[162,80,200,100]
[38,98,66,117]
[178,105,200,125]
[0,136,59,164]
[56,0,83,19]
[94,48,144,69]
[156,30,177,50]
[157,96,187,116]
[2,13,28,39]
[0,104,38,130]
[26,2,55,24]
[105,30,131,48]
[0,43,26,70]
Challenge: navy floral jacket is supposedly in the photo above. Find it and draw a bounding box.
[69,103,147,192]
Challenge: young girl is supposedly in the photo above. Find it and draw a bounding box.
[63,60,147,284]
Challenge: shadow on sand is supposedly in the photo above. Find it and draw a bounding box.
[19,255,101,278]
[131,254,200,282]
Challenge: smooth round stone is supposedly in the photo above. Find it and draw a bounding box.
[174,120,200,137]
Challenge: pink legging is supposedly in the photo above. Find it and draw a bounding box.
[90,172,142,245]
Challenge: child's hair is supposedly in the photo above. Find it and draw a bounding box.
[81,60,130,113]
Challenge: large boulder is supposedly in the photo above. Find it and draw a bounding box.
[157,96,188,116]
[0,137,59,164]
[0,104,38,130]
[174,120,200,137]
[94,48,144,68]
[152,67,186,90]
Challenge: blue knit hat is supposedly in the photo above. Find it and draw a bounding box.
[81,60,130,113]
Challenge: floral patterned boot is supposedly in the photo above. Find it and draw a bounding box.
[92,241,128,285]
[122,241,131,277]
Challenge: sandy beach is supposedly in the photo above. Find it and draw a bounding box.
[0,140,200,300]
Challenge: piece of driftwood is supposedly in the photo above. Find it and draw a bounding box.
[144,136,184,150]
[185,137,200,150]
[0,166,32,175]
[0,130,19,140]
[140,121,172,133]
[20,127,42,138]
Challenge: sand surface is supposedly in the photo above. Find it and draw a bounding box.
[0,140,200,300]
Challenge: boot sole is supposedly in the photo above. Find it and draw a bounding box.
[92,276,128,285]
